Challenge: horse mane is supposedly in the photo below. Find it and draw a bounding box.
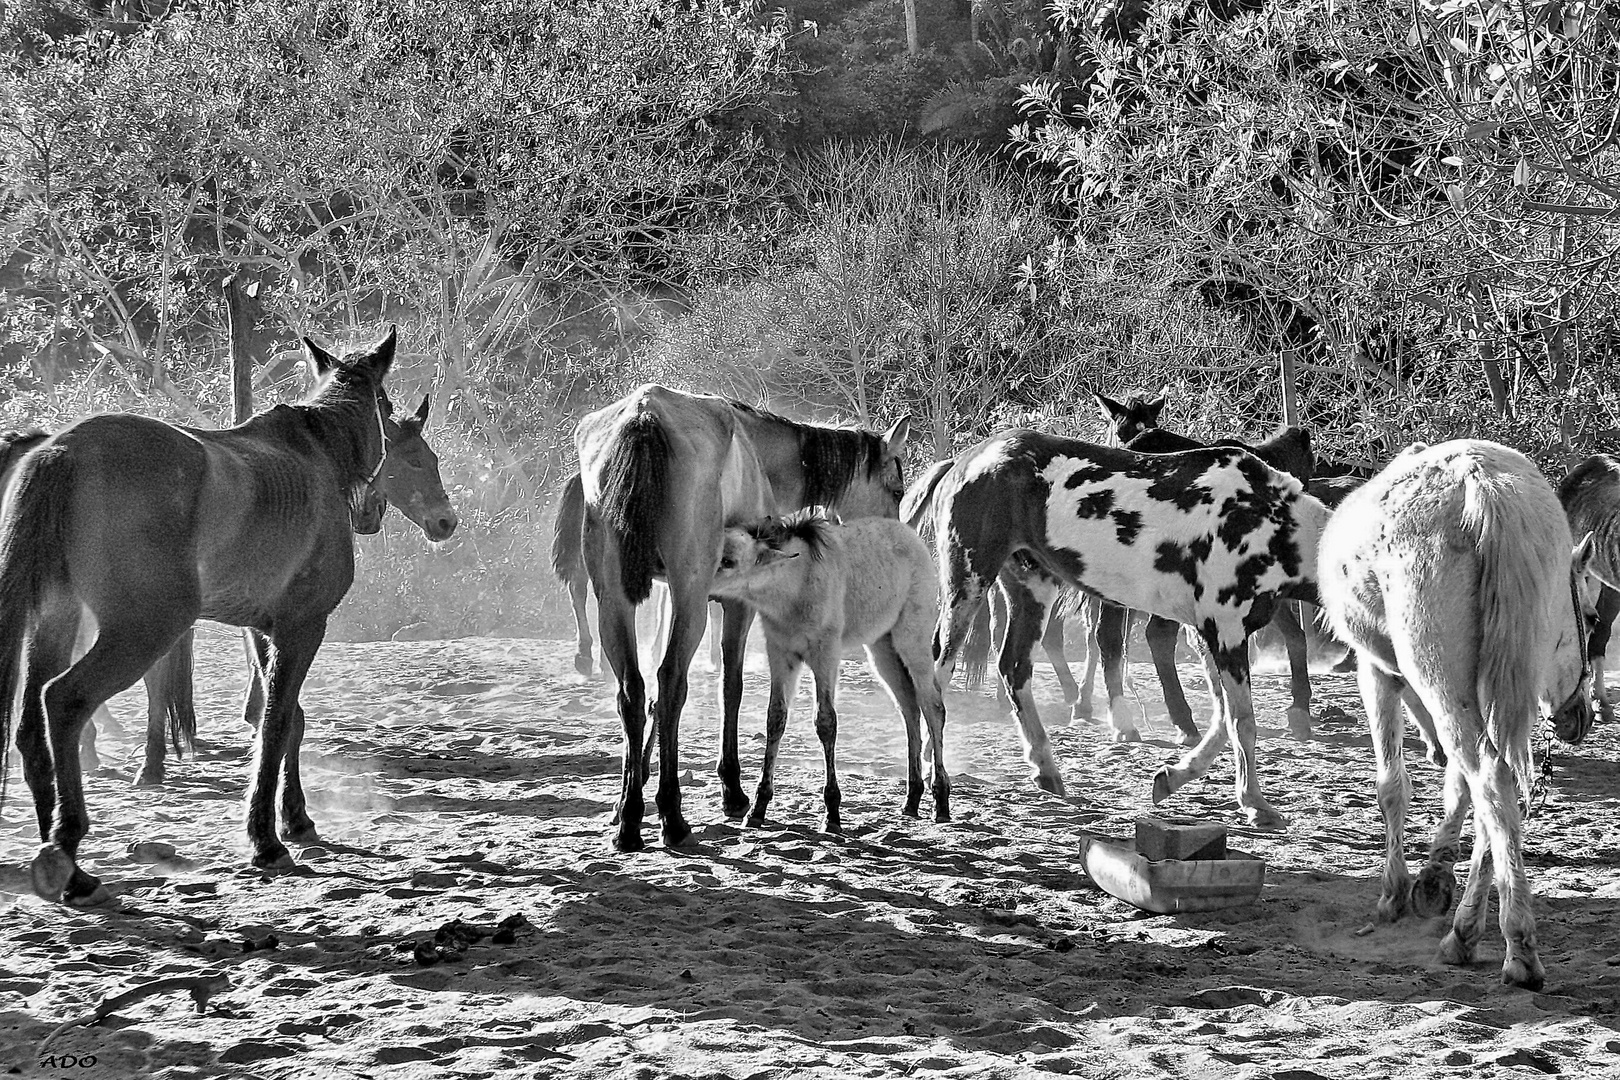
[731,401,889,508]
[0,428,49,471]
[1125,424,1314,484]
[746,508,834,561]
[294,365,390,492]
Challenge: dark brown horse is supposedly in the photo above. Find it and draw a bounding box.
[154,394,459,786]
[570,386,909,851]
[0,328,406,904]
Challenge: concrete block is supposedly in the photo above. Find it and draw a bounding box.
[1135,815,1228,862]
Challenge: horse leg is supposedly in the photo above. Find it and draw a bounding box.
[1041,615,1080,716]
[569,557,596,678]
[17,603,79,842]
[807,639,843,834]
[1214,649,1285,828]
[1145,615,1198,746]
[716,597,756,819]
[1076,596,1099,721]
[1093,602,1138,741]
[34,610,189,905]
[1453,754,1544,990]
[748,637,802,828]
[1589,583,1619,724]
[706,601,723,675]
[996,568,1065,796]
[1411,755,1469,919]
[867,634,932,820]
[1361,660,1414,923]
[241,627,265,729]
[649,570,711,848]
[1438,806,1494,967]
[134,628,196,788]
[1273,601,1313,739]
[244,621,325,869]
[1400,685,1447,768]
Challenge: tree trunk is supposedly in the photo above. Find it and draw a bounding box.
[226,278,253,424]
[904,0,919,56]
[1279,346,1300,427]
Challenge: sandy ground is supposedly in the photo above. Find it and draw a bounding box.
[2,624,1619,1079]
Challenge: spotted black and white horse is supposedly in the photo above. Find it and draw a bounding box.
[1320,440,1596,990]
[914,428,1329,827]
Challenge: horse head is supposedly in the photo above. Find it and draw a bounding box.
[1094,390,1166,446]
[380,395,459,542]
[1549,532,1599,745]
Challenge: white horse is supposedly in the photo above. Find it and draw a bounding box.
[1319,439,1596,991]
[710,512,950,831]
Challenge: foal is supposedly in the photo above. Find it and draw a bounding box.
[1320,439,1595,990]
[709,513,950,830]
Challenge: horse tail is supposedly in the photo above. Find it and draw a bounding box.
[960,600,992,691]
[1468,476,1550,800]
[152,629,197,757]
[900,459,954,537]
[594,412,668,604]
[0,446,74,809]
[550,472,587,587]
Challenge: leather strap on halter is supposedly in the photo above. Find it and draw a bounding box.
[1548,566,1593,721]
[360,388,389,489]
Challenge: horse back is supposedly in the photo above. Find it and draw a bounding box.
[949,429,1323,636]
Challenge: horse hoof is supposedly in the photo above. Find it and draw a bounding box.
[1150,769,1174,805]
[1426,745,1448,769]
[252,850,299,873]
[661,819,692,848]
[131,767,166,788]
[1286,710,1312,740]
[1111,728,1142,744]
[722,797,751,820]
[933,805,952,824]
[613,829,645,853]
[30,847,77,901]
[1410,865,1455,918]
[1243,805,1288,830]
[1501,957,1545,992]
[280,821,319,844]
[1437,931,1474,967]
[1034,772,1066,797]
[823,817,843,835]
[900,803,921,819]
[574,655,593,678]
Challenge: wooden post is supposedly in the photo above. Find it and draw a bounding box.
[226,278,253,424]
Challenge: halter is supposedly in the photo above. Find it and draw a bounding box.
[1529,566,1595,820]
[360,387,389,489]
[1547,565,1594,722]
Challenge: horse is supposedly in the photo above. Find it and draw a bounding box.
[708,512,949,830]
[1557,454,1620,725]
[1319,439,1596,990]
[1091,392,1318,744]
[552,472,722,679]
[572,385,910,851]
[915,427,1328,827]
[0,327,407,904]
[171,393,459,787]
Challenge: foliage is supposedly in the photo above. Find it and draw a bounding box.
[1014,0,1620,463]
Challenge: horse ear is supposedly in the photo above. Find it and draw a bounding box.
[303,337,340,376]
[1146,396,1166,424]
[757,546,801,567]
[1094,393,1123,423]
[881,415,912,456]
[354,325,398,380]
[1574,531,1597,573]
[413,394,431,425]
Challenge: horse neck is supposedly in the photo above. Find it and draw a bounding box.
[256,401,375,489]
[737,411,880,515]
